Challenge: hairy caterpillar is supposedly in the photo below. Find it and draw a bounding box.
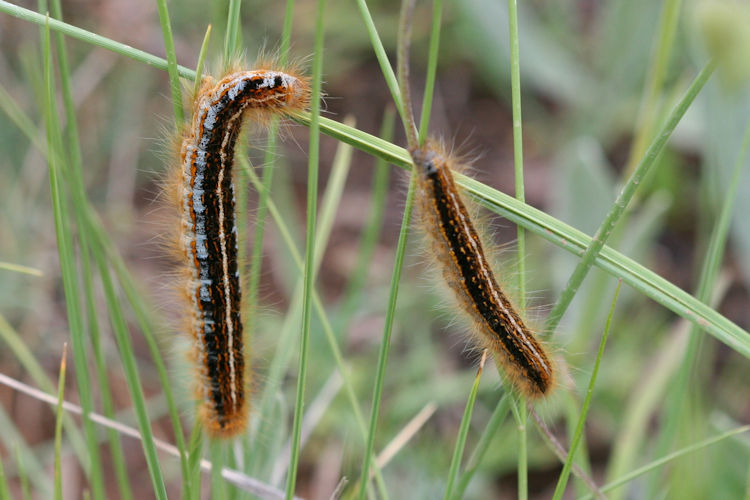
[177,66,310,437]
[410,142,554,398]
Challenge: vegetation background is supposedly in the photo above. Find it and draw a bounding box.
[0,0,748,498]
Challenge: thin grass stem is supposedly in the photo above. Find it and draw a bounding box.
[193,24,213,98]
[154,0,183,124]
[443,351,487,500]
[418,0,442,145]
[453,395,511,499]
[52,344,67,500]
[552,282,621,499]
[285,0,326,497]
[505,2,529,497]
[354,0,404,117]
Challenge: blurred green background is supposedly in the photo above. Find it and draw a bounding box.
[0,0,748,498]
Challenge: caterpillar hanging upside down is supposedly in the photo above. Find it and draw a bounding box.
[175,65,310,438]
[409,142,554,399]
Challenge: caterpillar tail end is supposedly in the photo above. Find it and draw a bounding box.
[200,402,249,439]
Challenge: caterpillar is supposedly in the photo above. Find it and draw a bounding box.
[177,66,310,437]
[409,142,554,398]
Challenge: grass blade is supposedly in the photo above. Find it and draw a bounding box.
[290,110,750,369]
[543,59,716,336]
[187,426,204,500]
[443,351,487,500]
[336,109,394,331]
[0,1,197,78]
[45,0,138,494]
[646,103,750,499]
[210,442,227,499]
[417,0,442,145]
[0,263,42,276]
[41,16,105,498]
[285,0,326,497]
[354,0,404,117]
[91,247,168,500]
[623,0,683,178]
[506,1,528,497]
[244,0,295,355]
[552,282,621,499]
[240,130,391,496]
[222,0,242,64]
[193,24,213,97]
[0,313,88,469]
[357,171,418,500]
[53,344,67,500]
[80,239,134,500]
[453,395,511,499]
[154,0,183,124]
[578,426,750,499]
